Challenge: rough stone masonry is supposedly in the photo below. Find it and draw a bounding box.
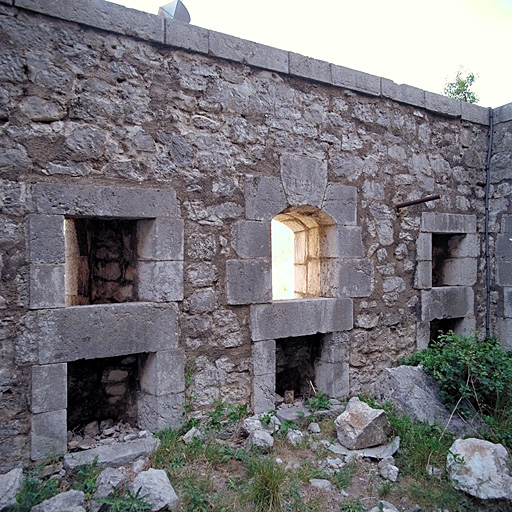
[0,0,510,468]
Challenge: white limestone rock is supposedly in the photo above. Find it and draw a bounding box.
[129,468,179,511]
[447,438,512,500]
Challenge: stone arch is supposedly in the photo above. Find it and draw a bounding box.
[272,205,338,300]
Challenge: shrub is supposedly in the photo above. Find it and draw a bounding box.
[403,332,512,447]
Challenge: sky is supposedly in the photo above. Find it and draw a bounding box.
[111,0,512,108]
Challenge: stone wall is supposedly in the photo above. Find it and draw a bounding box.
[0,0,509,468]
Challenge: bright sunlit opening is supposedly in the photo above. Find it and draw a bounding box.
[271,219,294,300]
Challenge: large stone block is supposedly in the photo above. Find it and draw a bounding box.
[250,298,353,341]
[252,339,276,376]
[441,258,477,286]
[16,0,164,43]
[27,214,65,263]
[29,264,65,309]
[22,303,178,364]
[31,409,67,460]
[496,233,512,261]
[138,261,184,302]
[323,184,357,226]
[226,259,271,305]
[165,19,208,53]
[320,332,349,364]
[421,212,476,234]
[504,288,512,318]
[450,234,479,258]
[414,261,432,290]
[34,183,179,218]
[340,259,374,297]
[31,363,67,414]
[416,232,432,261]
[231,220,271,259]
[421,287,474,322]
[496,318,512,350]
[289,52,331,84]
[137,218,184,261]
[416,321,430,351]
[252,373,276,414]
[330,64,381,96]
[244,176,287,221]
[140,349,185,396]
[209,31,288,73]
[381,78,425,108]
[315,360,349,398]
[461,102,490,125]
[337,226,363,258]
[137,392,184,432]
[497,261,512,287]
[494,103,512,125]
[279,153,327,208]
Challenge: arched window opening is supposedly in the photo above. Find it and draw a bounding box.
[271,206,337,300]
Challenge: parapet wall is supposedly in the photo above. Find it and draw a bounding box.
[0,0,510,469]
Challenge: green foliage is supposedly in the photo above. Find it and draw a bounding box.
[305,390,331,413]
[10,469,59,512]
[443,67,479,103]
[180,476,212,512]
[402,332,512,447]
[72,456,101,499]
[278,419,300,437]
[331,462,357,491]
[247,456,287,512]
[205,400,249,432]
[338,498,366,512]
[98,487,152,512]
[282,480,315,512]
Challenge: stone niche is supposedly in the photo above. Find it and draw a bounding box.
[416,213,478,349]
[27,184,186,460]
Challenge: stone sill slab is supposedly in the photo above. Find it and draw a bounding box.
[13,0,505,124]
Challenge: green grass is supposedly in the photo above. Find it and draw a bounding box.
[247,456,287,512]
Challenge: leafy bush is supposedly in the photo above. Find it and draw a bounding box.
[10,470,59,512]
[403,332,512,447]
[305,390,331,413]
[99,488,152,512]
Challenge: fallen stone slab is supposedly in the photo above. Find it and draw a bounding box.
[0,467,23,511]
[327,436,400,460]
[129,468,179,511]
[275,403,310,425]
[64,438,160,470]
[246,429,274,452]
[31,490,85,512]
[447,438,512,500]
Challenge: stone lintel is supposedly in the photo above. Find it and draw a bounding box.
[250,298,353,342]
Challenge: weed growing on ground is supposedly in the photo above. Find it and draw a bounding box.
[247,456,287,512]
[332,462,358,491]
[179,475,212,512]
[305,390,332,413]
[72,456,101,499]
[98,487,152,512]
[338,498,366,512]
[9,467,59,512]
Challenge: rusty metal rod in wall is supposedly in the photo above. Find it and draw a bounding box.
[395,194,441,211]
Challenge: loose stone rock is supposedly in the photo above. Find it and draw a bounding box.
[31,490,86,512]
[0,468,23,511]
[128,468,179,512]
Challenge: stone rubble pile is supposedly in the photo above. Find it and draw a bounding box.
[67,419,151,451]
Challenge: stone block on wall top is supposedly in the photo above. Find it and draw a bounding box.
[16,0,164,43]
[289,52,331,84]
[165,18,209,53]
[280,153,327,208]
[31,409,67,460]
[330,64,381,96]
[226,259,271,305]
[31,363,67,414]
[244,176,287,221]
[209,31,288,74]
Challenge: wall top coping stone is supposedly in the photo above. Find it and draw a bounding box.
[13,0,507,123]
